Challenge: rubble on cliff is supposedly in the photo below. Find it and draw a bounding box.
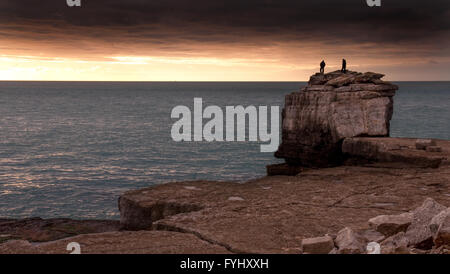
[300,198,450,254]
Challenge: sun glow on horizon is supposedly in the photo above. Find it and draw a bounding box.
[1,49,449,81]
[0,54,319,81]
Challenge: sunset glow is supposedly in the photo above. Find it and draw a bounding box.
[0,0,448,81]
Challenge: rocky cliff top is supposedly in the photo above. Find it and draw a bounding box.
[308,70,396,87]
[300,70,398,93]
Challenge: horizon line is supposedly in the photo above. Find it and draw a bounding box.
[1,80,450,83]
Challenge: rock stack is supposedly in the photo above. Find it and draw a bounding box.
[274,70,398,168]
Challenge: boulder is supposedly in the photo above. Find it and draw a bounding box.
[405,198,447,249]
[308,74,327,85]
[301,235,335,254]
[429,208,450,235]
[275,70,397,167]
[227,196,245,201]
[366,242,382,254]
[430,245,450,254]
[334,227,366,254]
[354,72,385,83]
[380,232,410,254]
[368,213,413,237]
[297,199,449,255]
[328,248,338,254]
[434,214,450,247]
[359,229,386,243]
[308,70,347,85]
[326,74,356,87]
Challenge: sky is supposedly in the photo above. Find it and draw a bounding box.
[0,0,449,81]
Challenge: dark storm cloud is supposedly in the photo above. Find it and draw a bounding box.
[0,0,449,49]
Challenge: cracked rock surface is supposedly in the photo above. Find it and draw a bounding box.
[0,231,230,254]
[1,161,449,253]
[116,158,449,254]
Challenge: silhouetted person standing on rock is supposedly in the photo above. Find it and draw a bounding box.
[320,60,325,74]
[341,59,347,73]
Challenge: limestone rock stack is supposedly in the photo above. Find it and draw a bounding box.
[275,70,398,167]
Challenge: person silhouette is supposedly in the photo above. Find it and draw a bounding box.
[341,59,347,73]
[320,60,325,74]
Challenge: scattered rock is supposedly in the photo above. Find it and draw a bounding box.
[295,199,450,255]
[354,72,385,83]
[366,242,382,254]
[328,248,338,254]
[380,232,410,254]
[184,186,201,190]
[409,248,429,254]
[301,235,335,254]
[308,70,348,85]
[429,208,450,235]
[307,199,450,254]
[434,214,450,247]
[335,227,366,254]
[415,139,436,150]
[368,212,413,236]
[405,198,447,249]
[228,196,245,201]
[326,74,356,87]
[359,229,386,243]
[430,245,450,254]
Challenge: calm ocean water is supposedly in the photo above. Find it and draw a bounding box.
[0,81,449,219]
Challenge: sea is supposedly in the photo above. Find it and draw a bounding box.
[0,81,449,219]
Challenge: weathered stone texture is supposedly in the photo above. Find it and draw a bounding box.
[275,70,397,167]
